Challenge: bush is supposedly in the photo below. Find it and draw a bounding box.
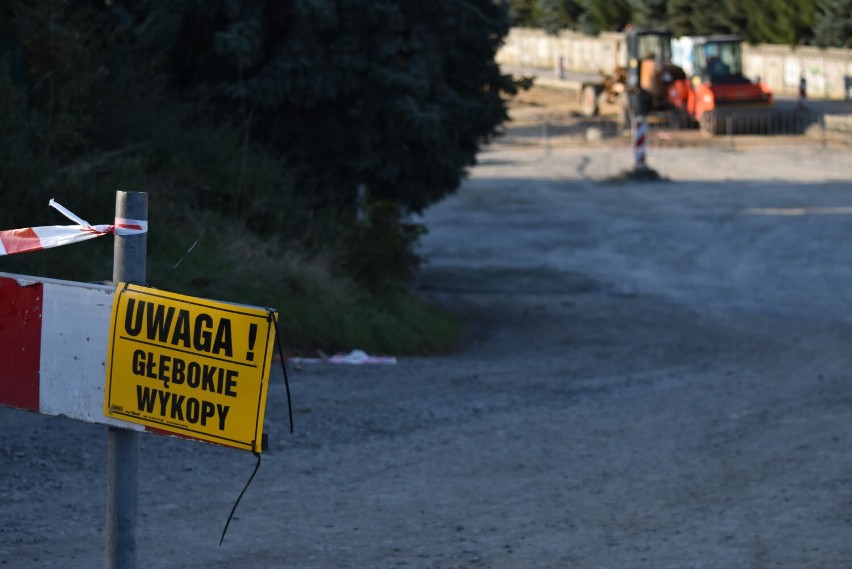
[337,200,427,293]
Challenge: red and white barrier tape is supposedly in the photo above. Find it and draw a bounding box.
[0,199,147,256]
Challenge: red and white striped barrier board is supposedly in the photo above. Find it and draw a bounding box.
[0,199,147,256]
[0,273,144,431]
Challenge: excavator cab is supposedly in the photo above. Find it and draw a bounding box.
[624,29,684,117]
[625,29,672,90]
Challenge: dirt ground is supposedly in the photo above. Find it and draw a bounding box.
[3,88,852,568]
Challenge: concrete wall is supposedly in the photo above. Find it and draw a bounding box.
[497,28,625,74]
[743,44,852,100]
[498,28,852,100]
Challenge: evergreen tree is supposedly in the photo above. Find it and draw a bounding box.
[667,0,735,36]
[631,0,668,27]
[746,0,815,44]
[2,0,516,229]
[0,0,104,161]
[715,0,754,42]
[508,0,539,27]
[814,0,852,46]
[163,0,516,215]
[584,0,634,32]
[536,0,584,33]
[506,0,838,46]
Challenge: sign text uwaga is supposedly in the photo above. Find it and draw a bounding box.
[104,284,276,452]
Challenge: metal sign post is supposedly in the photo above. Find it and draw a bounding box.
[1,190,280,564]
[106,191,147,569]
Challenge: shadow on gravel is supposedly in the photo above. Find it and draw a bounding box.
[417,266,600,295]
[605,167,669,183]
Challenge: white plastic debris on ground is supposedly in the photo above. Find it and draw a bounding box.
[287,349,397,365]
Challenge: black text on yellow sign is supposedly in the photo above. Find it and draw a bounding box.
[104,283,276,453]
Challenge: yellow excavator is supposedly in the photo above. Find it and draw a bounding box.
[580,28,685,122]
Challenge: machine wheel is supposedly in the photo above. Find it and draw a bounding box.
[580,85,599,117]
[700,111,718,137]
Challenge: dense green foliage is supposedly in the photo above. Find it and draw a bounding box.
[813,0,852,47]
[509,0,850,47]
[510,0,585,33]
[0,0,517,354]
[173,0,517,215]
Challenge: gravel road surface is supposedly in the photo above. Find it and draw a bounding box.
[2,123,852,568]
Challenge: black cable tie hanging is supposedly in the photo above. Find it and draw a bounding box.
[220,450,262,546]
[218,308,291,546]
[269,309,294,434]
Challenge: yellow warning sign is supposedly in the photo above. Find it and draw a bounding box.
[104,283,276,452]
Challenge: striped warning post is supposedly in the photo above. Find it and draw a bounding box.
[0,273,144,430]
[0,200,147,256]
[633,115,648,170]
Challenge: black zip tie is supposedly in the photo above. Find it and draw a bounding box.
[220,312,291,544]
[220,450,261,546]
[269,309,294,434]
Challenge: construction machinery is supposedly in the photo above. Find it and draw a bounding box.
[580,30,774,135]
[579,28,685,122]
[667,35,774,135]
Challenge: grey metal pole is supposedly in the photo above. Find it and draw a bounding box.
[106,191,147,569]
